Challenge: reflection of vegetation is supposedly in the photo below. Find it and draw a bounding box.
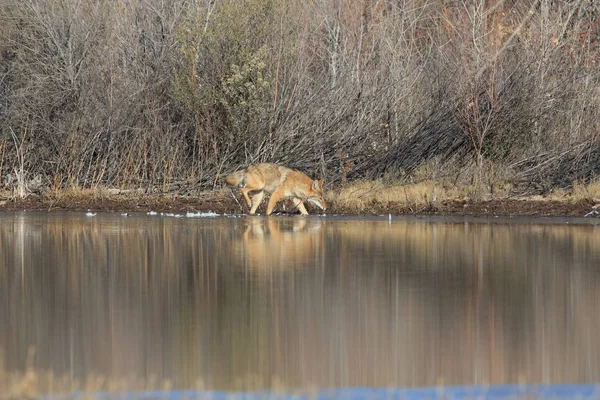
[0,346,182,396]
[1,216,600,394]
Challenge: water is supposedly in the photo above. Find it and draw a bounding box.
[1,212,600,393]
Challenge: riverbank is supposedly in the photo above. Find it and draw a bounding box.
[0,186,598,218]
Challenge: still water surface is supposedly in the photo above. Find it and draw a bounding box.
[1,212,600,391]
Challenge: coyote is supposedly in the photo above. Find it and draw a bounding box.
[224,163,326,215]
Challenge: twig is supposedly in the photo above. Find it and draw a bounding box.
[229,189,244,213]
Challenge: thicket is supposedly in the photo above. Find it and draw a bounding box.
[0,0,599,196]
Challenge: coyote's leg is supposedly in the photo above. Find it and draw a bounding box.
[266,189,285,215]
[240,187,253,208]
[292,198,309,215]
[249,191,265,214]
[241,174,264,211]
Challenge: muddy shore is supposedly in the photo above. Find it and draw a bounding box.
[0,190,598,218]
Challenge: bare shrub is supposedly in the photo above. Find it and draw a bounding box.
[0,0,598,196]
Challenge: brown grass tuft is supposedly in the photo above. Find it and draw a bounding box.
[327,177,600,212]
[328,179,470,211]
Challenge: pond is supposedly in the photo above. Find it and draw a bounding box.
[1,212,599,394]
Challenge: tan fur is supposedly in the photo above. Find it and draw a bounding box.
[238,218,324,271]
[224,163,326,215]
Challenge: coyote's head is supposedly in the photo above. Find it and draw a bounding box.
[308,179,326,210]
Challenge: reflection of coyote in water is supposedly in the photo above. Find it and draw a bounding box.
[224,163,326,215]
[237,218,323,271]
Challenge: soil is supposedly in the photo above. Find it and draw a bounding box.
[0,190,598,218]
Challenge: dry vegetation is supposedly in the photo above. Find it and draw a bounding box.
[0,0,599,206]
[327,177,600,213]
[1,348,180,398]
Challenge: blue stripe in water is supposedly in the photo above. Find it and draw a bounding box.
[42,384,600,400]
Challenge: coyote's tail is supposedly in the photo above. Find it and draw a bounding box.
[224,170,246,187]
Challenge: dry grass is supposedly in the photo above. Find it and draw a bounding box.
[522,179,600,205]
[328,180,448,211]
[40,185,169,205]
[327,179,505,211]
[563,180,600,203]
[42,186,116,202]
[327,177,600,212]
